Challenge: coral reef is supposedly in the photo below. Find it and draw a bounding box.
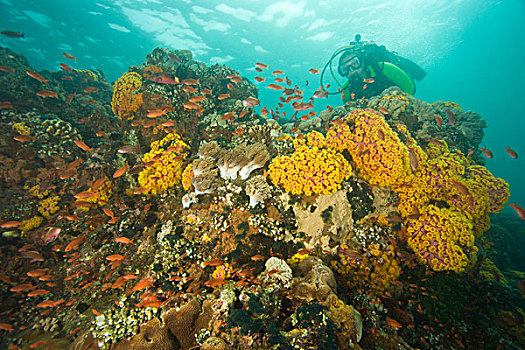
[0,46,521,350]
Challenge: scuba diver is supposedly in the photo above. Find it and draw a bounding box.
[321,34,427,102]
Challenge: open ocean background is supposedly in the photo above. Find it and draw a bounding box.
[1,0,524,214]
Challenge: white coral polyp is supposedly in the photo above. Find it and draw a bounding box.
[238,162,263,180]
[218,163,240,180]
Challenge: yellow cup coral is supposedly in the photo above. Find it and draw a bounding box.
[138,132,189,194]
[269,136,352,196]
[111,72,143,120]
[326,109,410,187]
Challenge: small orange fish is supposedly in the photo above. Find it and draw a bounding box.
[505,147,518,159]
[218,93,230,100]
[146,108,167,118]
[63,52,76,60]
[0,323,15,333]
[386,317,402,329]
[102,208,114,218]
[221,112,236,121]
[115,236,133,244]
[65,93,76,103]
[113,163,130,178]
[64,235,87,252]
[183,101,200,110]
[36,300,56,308]
[377,106,389,115]
[434,114,443,127]
[228,74,242,83]
[27,289,50,297]
[182,86,196,93]
[0,221,22,228]
[27,268,50,277]
[131,277,154,292]
[91,177,106,191]
[84,86,98,93]
[238,110,249,119]
[0,101,13,109]
[59,63,72,71]
[202,258,225,267]
[106,254,126,261]
[73,139,93,152]
[10,283,34,292]
[509,203,525,220]
[201,88,212,95]
[74,190,96,199]
[161,120,176,127]
[251,254,265,261]
[267,83,283,90]
[204,278,227,288]
[254,76,265,82]
[36,89,58,98]
[243,97,260,106]
[182,78,199,85]
[92,309,102,316]
[308,68,319,74]
[408,148,418,171]
[13,134,34,143]
[189,95,205,103]
[255,62,269,69]
[0,65,15,73]
[26,70,48,84]
[480,147,493,159]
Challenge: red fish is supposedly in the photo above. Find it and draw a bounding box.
[150,72,180,84]
[434,114,443,127]
[65,235,87,252]
[36,90,58,98]
[59,63,73,71]
[255,62,268,69]
[446,108,456,126]
[0,65,15,73]
[84,86,98,93]
[2,31,24,38]
[74,139,93,152]
[272,69,284,75]
[243,97,260,106]
[65,93,76,103]
[13,134,34,143]
[480,147,493,159]
[0,101,13,109]
[408,148,418,171]
[182,78,199,85]
[267,83,283,90]
[63,52,76,60]
[509,203,525,220]
[505,147,518,159]
[217,93,230,100]
[377,106,389,115]
[254,76,265,82]
[26,70,48,84]
[113,163,130,178]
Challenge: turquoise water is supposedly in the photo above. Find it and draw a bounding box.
[1,0,524,209]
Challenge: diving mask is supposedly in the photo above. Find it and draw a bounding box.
[339,55,362,76]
